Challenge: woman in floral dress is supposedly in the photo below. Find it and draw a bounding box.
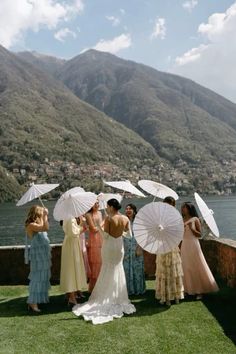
[123,203,146,295]
[155,197,184,306]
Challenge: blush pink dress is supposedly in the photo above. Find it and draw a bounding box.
[87,211,103,292]
[181,217,219,295]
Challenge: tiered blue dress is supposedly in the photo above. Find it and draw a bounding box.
[26,231,51,304]
[123,225,146,295]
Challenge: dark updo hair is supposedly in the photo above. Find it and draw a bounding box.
[163,196,176,207]
[107,198,121,210]
[182,202,199,218]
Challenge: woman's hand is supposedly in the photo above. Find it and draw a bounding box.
[43,208,49,216]
[135,245,143,257]
[189,223,195,232]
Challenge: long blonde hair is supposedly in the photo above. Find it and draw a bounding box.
[25,205,43,227]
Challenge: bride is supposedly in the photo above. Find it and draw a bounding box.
[72,198,136,324]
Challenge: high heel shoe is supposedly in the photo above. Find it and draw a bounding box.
[196,294,203,300]
[76,292,85,299]
[28,305,41,313]
[67,299,77,307]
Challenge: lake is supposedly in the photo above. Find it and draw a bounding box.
[0,195,236,246]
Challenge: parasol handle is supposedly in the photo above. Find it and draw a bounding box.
[99,193,108,216]
[103,200,108,216]
[158,224,164,231]
[38,196,45,208]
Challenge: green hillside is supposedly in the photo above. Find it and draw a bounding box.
[3,47,236,200]
[52,49,236,195]
[0,45,158,202]
[0,165,22,203]
[17,51,65,76]
[56,50,236,164]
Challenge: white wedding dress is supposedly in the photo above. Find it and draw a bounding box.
[72,231,136,325]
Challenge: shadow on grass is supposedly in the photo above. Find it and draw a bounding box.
[58,289,170,322]
[0,289,170,318]
[0,293,79,317]
[129,289,170,316]
[202,281,236,345]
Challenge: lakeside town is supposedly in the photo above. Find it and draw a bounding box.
[10,157,236,196]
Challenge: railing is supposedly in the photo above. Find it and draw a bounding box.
[0,238,235,287]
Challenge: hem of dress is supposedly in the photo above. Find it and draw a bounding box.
[185,287,219,295]
[72,302,136,325]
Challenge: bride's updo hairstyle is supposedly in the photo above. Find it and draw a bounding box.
[107,198,122,211]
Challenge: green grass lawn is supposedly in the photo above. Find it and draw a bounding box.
[0,281,235,354]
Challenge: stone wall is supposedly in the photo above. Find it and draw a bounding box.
[200,237,236,288]
[0,245,61,285]
[0,238,235,287]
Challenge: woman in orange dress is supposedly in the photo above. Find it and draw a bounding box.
[85,201,103,292]
[181,202,219,299]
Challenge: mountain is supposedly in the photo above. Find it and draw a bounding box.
[17,51,66,76]
[0,45,158,202]
[4,47,236,198]
[56,50,236,166]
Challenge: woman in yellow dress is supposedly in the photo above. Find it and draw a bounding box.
[60,217,88,305]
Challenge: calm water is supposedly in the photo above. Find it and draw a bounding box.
[0,195,236,246]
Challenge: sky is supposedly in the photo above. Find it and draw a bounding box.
[0,0,236,103]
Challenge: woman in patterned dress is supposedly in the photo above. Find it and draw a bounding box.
[155,197,184,306]
[123,204,146,295]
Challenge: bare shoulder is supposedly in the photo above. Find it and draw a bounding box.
[25,223,35,237]
[122,215,129,222]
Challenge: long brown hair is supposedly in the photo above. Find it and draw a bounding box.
[181,202,199,218]
[25,205,43,227]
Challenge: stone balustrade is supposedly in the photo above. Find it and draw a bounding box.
[0,238,235,287]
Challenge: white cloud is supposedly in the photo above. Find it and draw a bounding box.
[54,28,77,42]
[74,0,84,12]
[0,0,84,48]
[120,9,126,15]
[150,18,166,40]
[106,15,120,27]
[92,34,132,54]
[171,2,236,103]
[175,45,207,66]
[182,0,198,13]
[167,55,172,64]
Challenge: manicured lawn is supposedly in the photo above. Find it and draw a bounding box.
[0,281,235,354]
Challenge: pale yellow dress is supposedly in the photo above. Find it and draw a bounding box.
[155,247,184,304]
[60,218,87,293]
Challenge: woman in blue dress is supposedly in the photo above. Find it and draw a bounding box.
[123,204,146,295]
[25,205,51,313]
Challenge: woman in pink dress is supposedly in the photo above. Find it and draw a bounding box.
[181,202,219,299]
[85,201,103,292]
